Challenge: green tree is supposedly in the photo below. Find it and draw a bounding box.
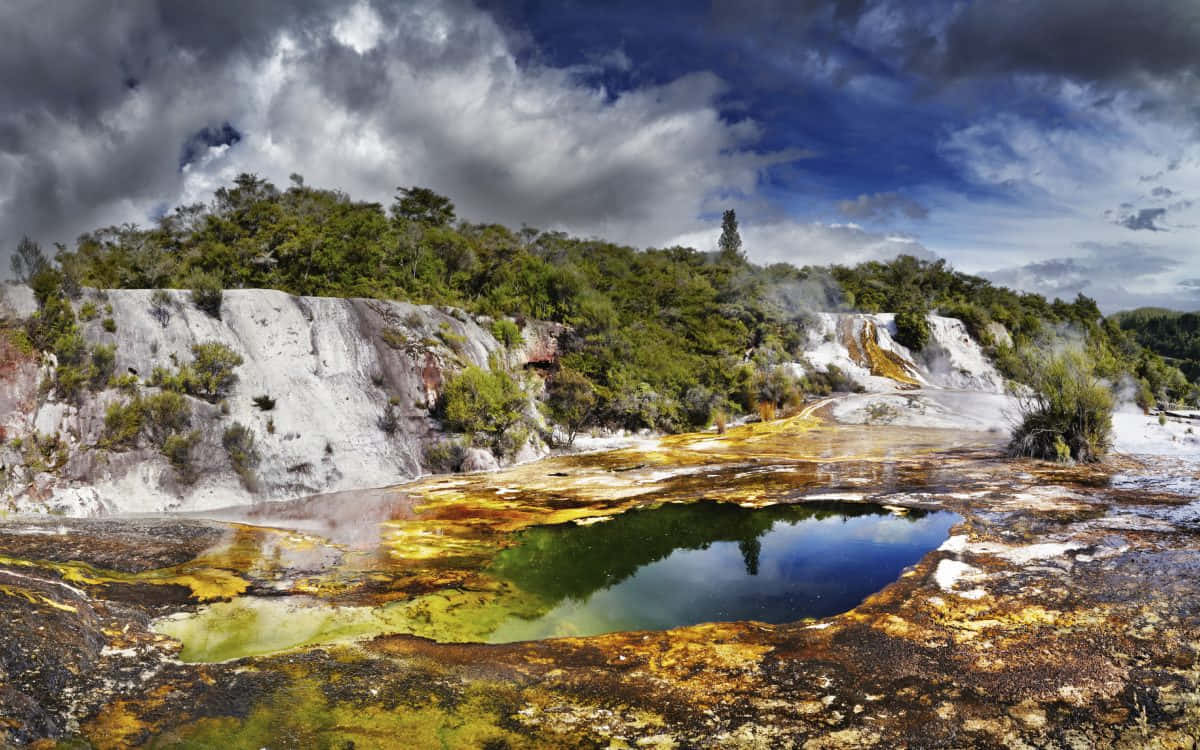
[391,186,456,227]
[10,236,48,283]
[718,209,743,263]
[545,368,597,446]
[893,307,931,351]
[189,342,244,401]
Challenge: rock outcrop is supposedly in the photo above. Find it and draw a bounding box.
[796,312,1005,393]
[0,286,563,515]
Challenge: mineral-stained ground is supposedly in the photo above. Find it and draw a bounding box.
[3,408,1200,748]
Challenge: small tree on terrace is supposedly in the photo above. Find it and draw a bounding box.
[545,368,597,447]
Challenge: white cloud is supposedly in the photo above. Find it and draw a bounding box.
[332,1,385,54]
[0,0,801,255]
[922,82,1200,310]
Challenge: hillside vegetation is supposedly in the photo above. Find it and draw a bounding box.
[1112,307,1200,385]
[7,174,1197,441]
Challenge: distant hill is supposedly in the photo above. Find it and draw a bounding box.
[1111,307,1200,382]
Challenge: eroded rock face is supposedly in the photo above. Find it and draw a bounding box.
[798,313,1005,393]
[1,287,560,515]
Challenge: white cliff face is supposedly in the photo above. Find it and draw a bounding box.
[795,313,1005,394]
[920,316,1006,393]
[1,287,558,516]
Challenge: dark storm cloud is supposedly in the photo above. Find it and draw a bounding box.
[704,0,1200,104]
[0,0,345,248]
[938,0,1200,83]
[1119,207,1169,232]
[837,192,928,222]
[179,123,242,170]
[0,0,792,260]
[0,1,338,122]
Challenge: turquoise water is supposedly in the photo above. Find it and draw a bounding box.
[485,501,959,642]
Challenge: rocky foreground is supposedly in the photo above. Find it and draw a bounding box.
[2,406,1200,748]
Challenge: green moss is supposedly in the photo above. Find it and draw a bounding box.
[381,326,409,349]
[153,583,550,663]
[144,676,551,750]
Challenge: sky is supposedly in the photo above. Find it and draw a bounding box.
[2,0,1200,312]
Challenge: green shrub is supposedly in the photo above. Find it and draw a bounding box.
[497,424,531,459]
[90,344,116,390]
[753,367,801,409]
[26,295,74,352]
[437,329,468,354]
[190,342,243,399]
[440,365,527,452]
[681,385,722,430]
[1008,348,1113,463]
[108,373,140,393]
[79,301,98,321]
[222,422,260,490]
[19,432,68,473]
[381,327,408,349]
[893,308,931,352]
[799,364,863,396]
[490,319,524,348]
[1135,377,1157,413]
[162,430,201,484]
[252,394,276,411]
[188,272,223,319]
[102,317,117,333]
[153,342,243,402]
[103,399,144,449]
[142,391,192,447]
[938,301,992,347]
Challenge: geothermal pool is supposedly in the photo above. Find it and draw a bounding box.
[155,501,959,661]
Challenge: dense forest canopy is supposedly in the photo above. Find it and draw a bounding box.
[1111,308,1200,385]
[8,173,1198,433]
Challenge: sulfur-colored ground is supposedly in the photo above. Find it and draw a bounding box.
[3,410,1200,748]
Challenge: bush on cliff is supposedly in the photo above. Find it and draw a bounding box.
[151,342,243,402]
[893,307,931,352]
[222,422,261,490]
[439,365,528,455]
[1008,348,1113,463]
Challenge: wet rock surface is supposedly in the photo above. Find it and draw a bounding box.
[2,414,1200,747]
